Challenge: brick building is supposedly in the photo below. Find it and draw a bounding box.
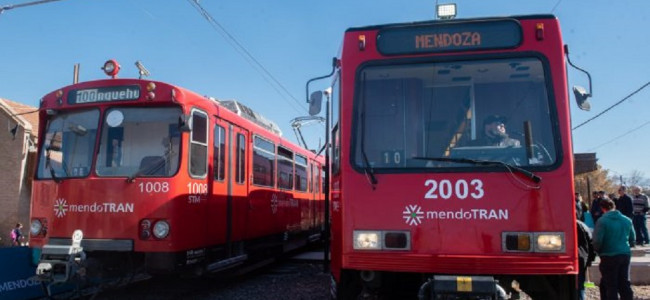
[0,98,38,246]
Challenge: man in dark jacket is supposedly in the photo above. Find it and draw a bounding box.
[593,198,635,300]
[616,186,634,221]
[591,191,604,224]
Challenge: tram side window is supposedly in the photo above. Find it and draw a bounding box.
[295,154,308,192]
[190,111,208,177]
[235,133,246,184]
[332,123,340,175]
[213,125,225,181]
[253,136,275,187]
[277,147,294,190]
[312,164,319,194]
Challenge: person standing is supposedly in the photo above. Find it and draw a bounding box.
[631,186,650,246]
[11,223,24,246]
[575,193,584,221]
[616,186,634,221]
[591,191,604,225]
[577,220,596,300]
[592,198,635,300]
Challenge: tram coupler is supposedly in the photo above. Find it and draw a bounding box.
[35,230,86,294]
[418,275,507,300]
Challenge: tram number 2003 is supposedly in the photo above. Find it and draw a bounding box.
[424,179,484,200]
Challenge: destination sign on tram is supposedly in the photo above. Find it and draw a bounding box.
[377,20,522,55]
[68,85,141,104]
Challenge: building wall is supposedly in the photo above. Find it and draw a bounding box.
[0,112,31,247]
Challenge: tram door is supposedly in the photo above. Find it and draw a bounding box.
[210,117,248,257]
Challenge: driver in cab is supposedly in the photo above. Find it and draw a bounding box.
[469,115,520,147]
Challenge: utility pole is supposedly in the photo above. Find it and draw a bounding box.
[0,0,64,15]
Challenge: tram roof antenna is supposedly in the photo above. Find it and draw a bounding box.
[135,61,150,79]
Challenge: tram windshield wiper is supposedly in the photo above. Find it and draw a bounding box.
[359,72,377,189]
[412,156,541,184]
[126,158,166,183]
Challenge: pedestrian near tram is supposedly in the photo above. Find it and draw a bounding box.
[11,223,24,246]
[577,220,596,300]
[592,198,635,300]
[590,191,604,225]
[631,186,650,245]
[616,186,634,221]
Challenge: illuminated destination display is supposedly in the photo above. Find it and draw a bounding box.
[377,20,522,55]
[68,85,141,104]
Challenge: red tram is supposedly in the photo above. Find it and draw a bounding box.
[29,60,324,286]
[324,14,588,299]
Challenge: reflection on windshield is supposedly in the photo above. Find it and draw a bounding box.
[354,57,557,170]
[96,107,181,177]
[37,109,100,179]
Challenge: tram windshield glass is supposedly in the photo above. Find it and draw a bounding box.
[95,107,182,177]
[37,109,100,179]
[353,57,558,170]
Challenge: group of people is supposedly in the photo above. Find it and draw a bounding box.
[575,185,650,300]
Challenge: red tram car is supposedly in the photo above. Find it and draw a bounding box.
[324,14,588,299]
[29,60,324,285]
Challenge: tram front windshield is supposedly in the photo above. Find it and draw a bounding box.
[353,57,558,170]
[37,109,100,179]
[96,107,182,177]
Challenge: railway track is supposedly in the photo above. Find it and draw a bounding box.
[44,248,329,300]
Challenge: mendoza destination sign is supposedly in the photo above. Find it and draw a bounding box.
[377,19,522,55]
[68,85,141,104]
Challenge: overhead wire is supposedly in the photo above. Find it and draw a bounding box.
[550,0,562,13]
[0,0,64,14]
[587,119,650,151]
[186,0,307,115]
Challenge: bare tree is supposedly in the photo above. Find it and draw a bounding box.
[574,166,617,206]
[624,170,650,189]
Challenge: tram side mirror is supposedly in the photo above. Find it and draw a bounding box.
[178,114,192,132]
[573,85,591,111]
[309,91,323,116]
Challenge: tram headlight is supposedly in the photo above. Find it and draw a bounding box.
[152,220,170,239]
[30,219,43,236]
[102,59,120,78]
[534,233,565,252]
[353,230,381,250]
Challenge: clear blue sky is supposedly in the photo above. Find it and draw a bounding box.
[1,0,649,179]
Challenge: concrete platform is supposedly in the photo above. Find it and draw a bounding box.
[588,244,650,285]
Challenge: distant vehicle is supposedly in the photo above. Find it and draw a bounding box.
[317,12,590,300]
[29,60,325,293]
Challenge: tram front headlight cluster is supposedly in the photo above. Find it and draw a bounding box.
[502,232,565,252]
[140,219,170,240]
[535,233,564,252]
[30,219,43,236]
[354,231,381,250]
[153,220,170,239]
[353,230,411,250]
